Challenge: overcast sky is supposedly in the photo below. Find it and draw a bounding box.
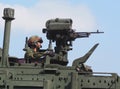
[0,0,120,75]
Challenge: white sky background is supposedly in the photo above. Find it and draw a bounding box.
[0,1,97,32]
[0,0,120,75]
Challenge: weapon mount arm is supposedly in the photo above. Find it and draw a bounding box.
[72,43,99,67]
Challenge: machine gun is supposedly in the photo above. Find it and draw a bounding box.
[43,18,103,66]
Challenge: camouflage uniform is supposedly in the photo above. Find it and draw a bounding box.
[25,49,45,63]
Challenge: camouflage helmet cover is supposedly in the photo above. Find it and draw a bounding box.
[28,35,43,47]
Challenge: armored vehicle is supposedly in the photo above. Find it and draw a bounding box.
[0,8,120,89]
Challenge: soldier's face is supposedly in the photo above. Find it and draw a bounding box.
[36,42,41,48]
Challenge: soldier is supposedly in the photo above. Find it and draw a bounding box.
[25,35,45,63]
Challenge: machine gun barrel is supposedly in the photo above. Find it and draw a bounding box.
[74,30,104,38]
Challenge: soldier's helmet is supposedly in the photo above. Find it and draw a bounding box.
[28,35,43,48]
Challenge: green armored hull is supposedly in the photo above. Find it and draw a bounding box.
[0,64,120,89]
[0,8,120,89]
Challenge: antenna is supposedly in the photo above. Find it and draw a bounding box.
[1,8,15,67]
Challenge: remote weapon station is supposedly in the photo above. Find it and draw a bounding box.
[0,8,120,89]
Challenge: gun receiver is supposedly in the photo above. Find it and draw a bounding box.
[74,30,104,38]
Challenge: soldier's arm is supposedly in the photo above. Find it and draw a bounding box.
[24,49,34,59]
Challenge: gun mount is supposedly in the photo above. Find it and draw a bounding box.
[0,8,120,89]
[42,18,103,66]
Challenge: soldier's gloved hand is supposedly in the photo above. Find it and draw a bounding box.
[44,51,54,57]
